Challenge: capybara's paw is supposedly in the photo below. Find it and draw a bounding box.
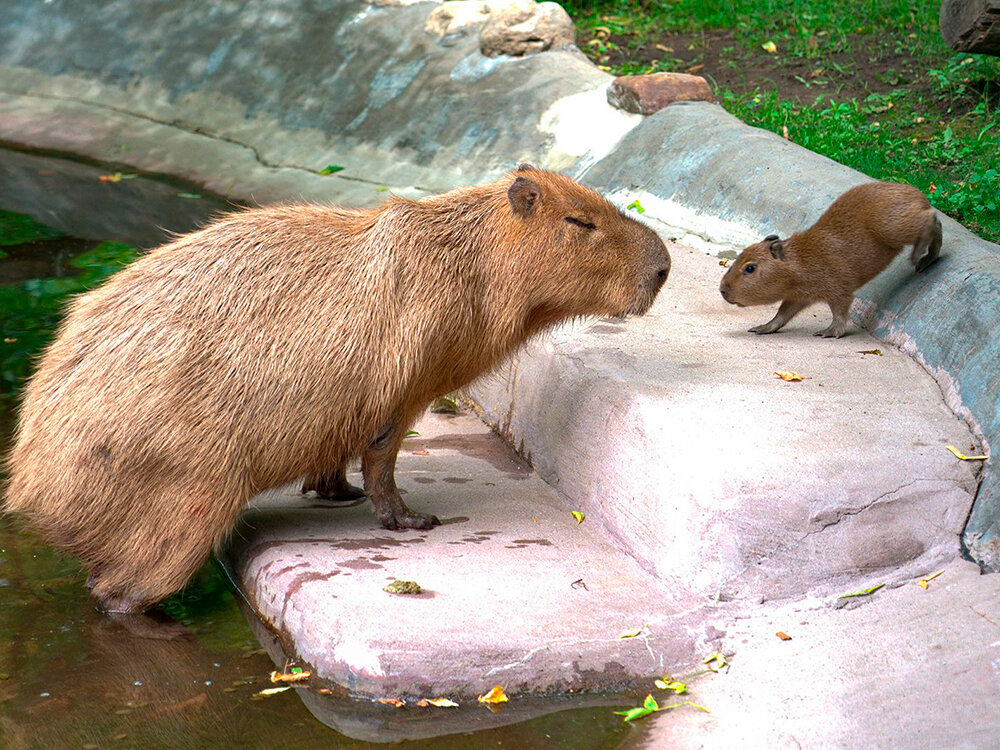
[814,325,845,339]
[749,324,777,335]
[380,510,441,531]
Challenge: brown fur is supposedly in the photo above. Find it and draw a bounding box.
[719,181,941,338]
[2,166,670,614]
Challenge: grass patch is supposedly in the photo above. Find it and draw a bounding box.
[562,0,1000,242]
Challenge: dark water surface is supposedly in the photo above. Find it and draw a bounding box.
[0,150,648,748]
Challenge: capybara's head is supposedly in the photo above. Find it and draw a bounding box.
[505,164,670,319]
[720,234,797,307]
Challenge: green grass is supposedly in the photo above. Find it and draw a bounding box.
[562,0,1000,243]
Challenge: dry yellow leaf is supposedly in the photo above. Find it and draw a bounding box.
[761,40,778,53]
[571,511,585,524]
[477,686,509,704]
[270,669,311,684]
[419,697,459,708]
[377,698,405,707]
[945,445,988,461]
[917,570,945,589]
[619,628,643,639]
[774,371,804,381]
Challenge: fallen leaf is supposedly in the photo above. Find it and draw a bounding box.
[571,511,585,524]
[478,686,509,704]
[654,44,673,53]
[316,688,333,695]
[774,371,804,381]
[98,173,123,183]
[917,570,944,589]
[654,678,687,694]
[838,583,885,598]
[703,651,728,672]
[626,199,645,214]
[411,449,430,456]
[270,669,311,684]
[761,40,778,53]
[686,63,705,74]
[420,697,459,708]
[271,670,312,682]
[782,125,790,140]
[404,429,419,437]
[614,694,659,722]
[619,628,643,639]
[177,192,201,199]
[719,259,731,267]
[776,631,792,641]
[378,698,405,707]
[858,349,883,356]
[319,165,345,175]
[253,686,291,698]
[383,580,422,595]
[945,445,988,461]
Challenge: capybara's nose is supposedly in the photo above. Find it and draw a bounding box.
[657,267,669,282]
[720,282,732,303]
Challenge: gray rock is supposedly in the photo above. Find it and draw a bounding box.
[479,0,575,57]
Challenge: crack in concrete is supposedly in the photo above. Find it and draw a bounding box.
[1,87,436,192]
[809,478,927,533]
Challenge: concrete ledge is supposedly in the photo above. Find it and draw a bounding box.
[575,101,1000,568]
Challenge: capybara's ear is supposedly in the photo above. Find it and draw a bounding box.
[508,176,542,218]
[516,162,537,172]
[764,234,779,242]
[768,239,785,261]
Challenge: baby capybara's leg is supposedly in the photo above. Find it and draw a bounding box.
[301,465,365,501]
[363,418,440,530]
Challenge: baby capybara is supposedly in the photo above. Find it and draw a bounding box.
[719,181,941,338]
[3,165,670,614]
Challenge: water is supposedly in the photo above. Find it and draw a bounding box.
[0,150,651,748]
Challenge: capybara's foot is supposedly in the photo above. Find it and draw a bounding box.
[375,502,441,531]
[302,470,366,502]
[813,323,846,338]
[748,323,779,335]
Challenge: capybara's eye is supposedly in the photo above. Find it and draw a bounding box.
[565,217,596,230]
[743,263,757,274]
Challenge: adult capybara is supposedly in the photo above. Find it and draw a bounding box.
[719,181,941,338]
[3,164,670,614]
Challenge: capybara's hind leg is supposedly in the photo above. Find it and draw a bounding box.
[363,418,440,530]
[302,465,365,502]
[87,487,231,613]
[913,213,942,272]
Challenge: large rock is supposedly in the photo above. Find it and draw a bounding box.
[940,0,1000,55]
[424,0,492,37]
[479,0,575,57]
[607,72,713,115]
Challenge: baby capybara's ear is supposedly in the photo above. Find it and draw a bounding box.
[508,176,542,218]
[516,162,537,172]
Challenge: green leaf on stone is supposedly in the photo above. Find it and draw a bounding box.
[626,199,645,213]
[838,583,885,598]
[320,165,345,175]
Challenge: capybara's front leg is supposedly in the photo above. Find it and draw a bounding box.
[749,300,807,334]
[302,465,366,501]
[363,419,441,530]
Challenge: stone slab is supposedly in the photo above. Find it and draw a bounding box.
[225,411,722,702]
[624,558,1000,749]
[472,240,982,603]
